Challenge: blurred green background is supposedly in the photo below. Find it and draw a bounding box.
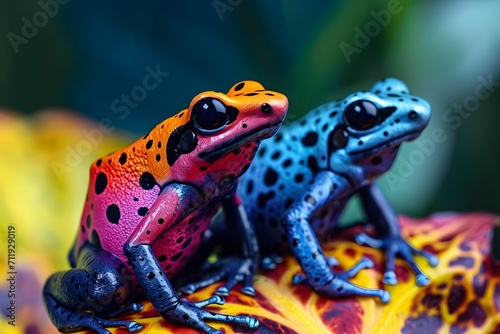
[1,0,499,218]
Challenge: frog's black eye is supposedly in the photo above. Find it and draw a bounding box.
[192,98,228,131]
[344,100,378,130]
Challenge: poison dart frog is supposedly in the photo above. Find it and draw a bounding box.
[42,81,288,334]
[185,78,438,302]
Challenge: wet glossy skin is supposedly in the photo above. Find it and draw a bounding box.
[238,78,438,301]
[42,81,288,334]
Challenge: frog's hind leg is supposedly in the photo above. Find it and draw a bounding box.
[43,243,143,333]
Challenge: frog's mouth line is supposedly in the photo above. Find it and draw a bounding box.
[198,124,281,163]
[349,131,421,156]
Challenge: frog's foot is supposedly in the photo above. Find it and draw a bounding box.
[355,232,438,286]
[180,256,257,297]
[163,295,259,334]
[261,253,284,270]
[292,264,390,304]
[44,294,143,334]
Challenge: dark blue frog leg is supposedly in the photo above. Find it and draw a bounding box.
[284,171,389,303]
[42,243,143,333]
[214,194,259,296]
[123,183,258,333]
[123,243,258,333]
[355,183,438,286]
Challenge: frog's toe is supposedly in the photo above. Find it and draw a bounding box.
[382,271,397,285]
[180,283,196,295]
[215,286,229,296]
[380,290,391,304]
[261,254,283,270]
[292,273,307,285]
[241,285,256,296]
[354,232,383,248]
[127,322,143,332]
[416,273,430,286]
[428,254,439,267]
[191,295,225,308]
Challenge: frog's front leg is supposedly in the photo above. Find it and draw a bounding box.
[284,171,389,303]
[181,193,259,297]
[354,183,438,286]
[43,243,143,333]
[124,183,258,334]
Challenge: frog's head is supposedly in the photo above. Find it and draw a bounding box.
[328,78,431,183]
[169,81,288,184]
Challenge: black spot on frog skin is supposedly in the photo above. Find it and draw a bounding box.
[246,180,254,194]
[302,131,318,146]
[181,238,192,249]
[166,123,198,166]
[307,156,320,174]
[86,215,91,228]
[137,207,148,216]
[119,153,127,164]
[96,159,102,167]
[139,172,157,190]
[264,168,278,186]
[329,111,338,118]
[257,191,275,209]
[158,254,167,262]
[244,92,258,96]
[274,133,282,142]
[282,159,292,168]
[271,151,281,160]
[285,198,294,209]
[171,252,182,261]
[294,173,304,183]
[95,173,108,195]
[106,204,121,224]
[146,140,153,149]
[234,82,245,91]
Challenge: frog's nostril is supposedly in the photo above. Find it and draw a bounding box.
[261,103,272,113]
[408,110,417,119]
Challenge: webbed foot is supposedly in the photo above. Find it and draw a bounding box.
[355,232,438,286]
[163,295,259,334]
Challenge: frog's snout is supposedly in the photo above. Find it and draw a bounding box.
[262,95,289,121]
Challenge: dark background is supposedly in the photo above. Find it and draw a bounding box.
[1,0,499,218]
